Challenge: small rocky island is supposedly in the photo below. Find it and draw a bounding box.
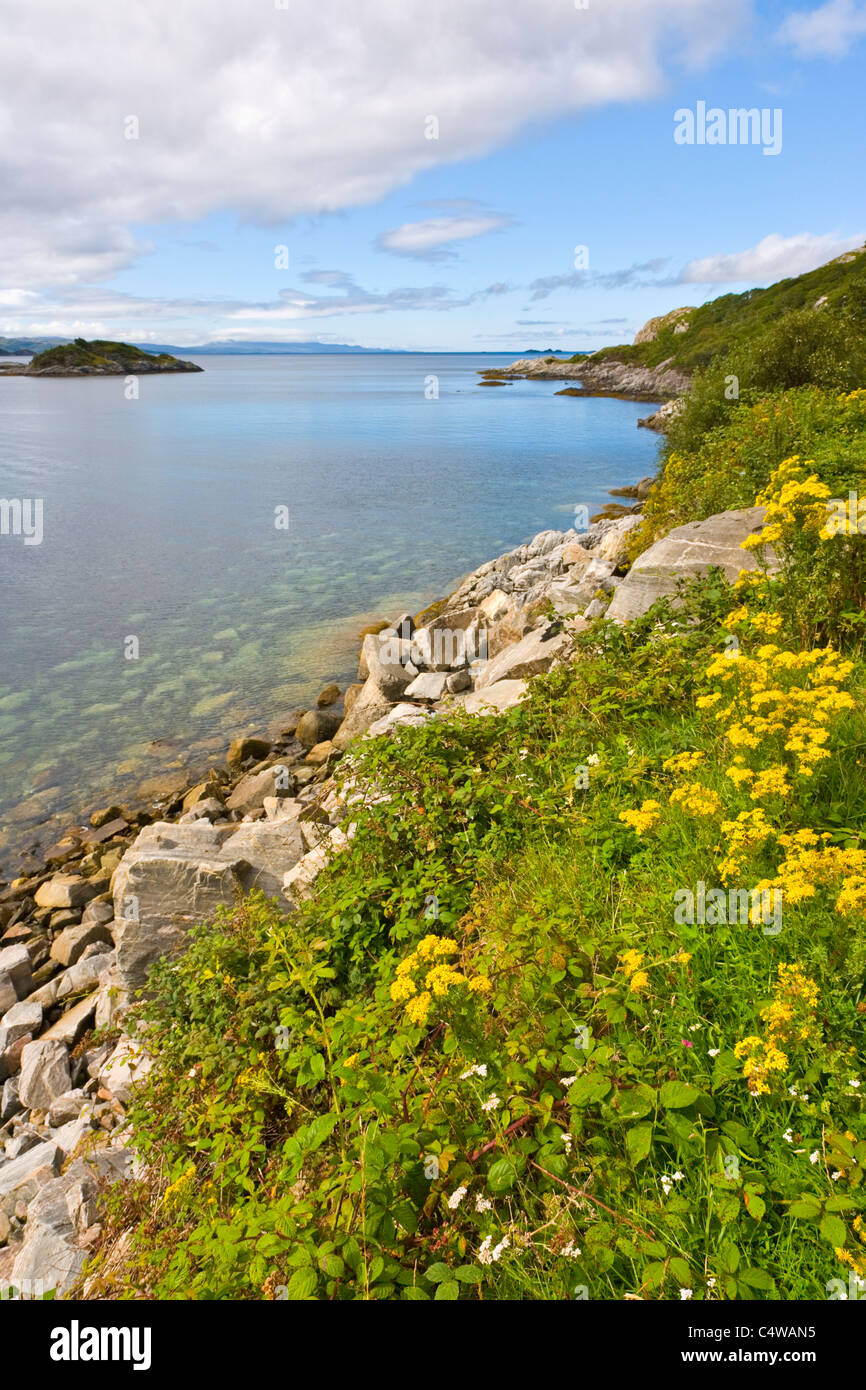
[0,338,203,377]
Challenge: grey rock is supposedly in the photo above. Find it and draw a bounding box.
[0,1001,43,1053]
[18,1039,71,1110]
[332,677,394,751]
[403,671,449,702]
[80,899,115,927]
[462,680,528,715]
[49,920,112,968]
[0,944,32,1001]
[47,1089,87,1127]
[445,668,472,694]
[1,1077,22,1123]
[359,633,414,700]
[41,993,99,1048]
[475,626,571,690]
[33,875,99,911]
[606,506,770,624]
[295,708,342,750]
[226,764,295,815]
[0,1140,61,1205]
[55,950,113,1001]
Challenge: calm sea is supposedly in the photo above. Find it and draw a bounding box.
[0,352,660,869]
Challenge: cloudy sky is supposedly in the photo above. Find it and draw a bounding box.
[1,0,865,350]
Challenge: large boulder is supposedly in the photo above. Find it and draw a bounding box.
[606,507,769,624]
[295,708,342,750]
[332,678,394,751]
[463,680,528,715]
[475,626,571,690]
[18,1039,72,1110]
[111,818,305,992]
[0,944,32,1006]
[33,874,99,911]
[359,633,415,700]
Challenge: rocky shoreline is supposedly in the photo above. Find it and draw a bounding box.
[0,485,771,1298]
[479,353,691,428]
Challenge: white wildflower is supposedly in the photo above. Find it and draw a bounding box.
[482,1094,501,1113]
[447,1186,467,1210]
[783,1128,794,1144]
[475,1195,492,1213]
[680,1288,693,1300]
[809,1151,820,1165]
[708,1048,720,1058]
[460,1063,488,1080]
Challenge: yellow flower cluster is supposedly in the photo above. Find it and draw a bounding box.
[718,808,775,882]
[390,934,491,1027]
[754,829,866,916]
[618,800,661,834]
[704,639,854,779]
[618,949,649,993]
[662,751,705,774]
[669,781,722,818]
[740,456,832,551]
[735,962,820,1095]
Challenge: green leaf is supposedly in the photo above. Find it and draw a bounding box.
[319,1254,345,1278]
[788,1197,822,1220]
[744,1190,766,1222]
[568,1073,612,1107]
[626,1123,653,1165]
[739,1267,774,1292]
[434,1280,460,1300]
[615,1086,655,1121]
[402,1286,429,1300]
[660,1080,699,1110]
[454,1265,483,1284]
[819,1213,847,1247]
[487,1158,518,1192]
[285,1267,318,1300]
[425,1262,452,1284]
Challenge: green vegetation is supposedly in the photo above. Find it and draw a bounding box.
[575,244,866,374]
[85,254,866,1302]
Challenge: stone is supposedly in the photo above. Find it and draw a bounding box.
[179,796,226,823]
[359,633,414,700]
[55,951,114,1001]
[263,796,304,823]
[0,944,32,1001]
[475,626,571,690]
[595,514,644,565]
[403,671,449,702]
[331,678,394,751]
[342,683,365,719]
[295,708,342,750]
[0,1001,43,1053]
[583,597,609,620]
[49,920,112,967]
[98,1038,152,1106]
[227,735,272,771]
[1,1076,22,1122]
[462,680,528,715]
[316,682,341,708]
[365,704,435,737]
[81,898,115,927]
[306,740,336,766]
[606,506,770,624]
[41,993,99,1048]
[445,668,472,694]
[226,764,295,814]
[111,819,305,991]
[11,1170,91,1296]
[18,1039,71,1110]
[90,805,123,829]
[33,875,98,911]
[636,475,655,500]
[47,1089,86,1127]
[282,827,350,901]
[0,1141,61,1207]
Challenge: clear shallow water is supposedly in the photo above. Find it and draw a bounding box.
[0,352,661,869]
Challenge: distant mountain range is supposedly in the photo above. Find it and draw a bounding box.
[0,336,580,358]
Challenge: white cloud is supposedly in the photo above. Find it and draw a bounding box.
[0,0,749,292]
[678,231,865,284]
[377,211,512,260]
[777,0,866,58]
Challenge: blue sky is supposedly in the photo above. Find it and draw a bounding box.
[1,0,865,350]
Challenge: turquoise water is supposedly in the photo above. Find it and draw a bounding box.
[0,352,661,868]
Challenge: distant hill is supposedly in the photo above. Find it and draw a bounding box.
[580,244,866,373]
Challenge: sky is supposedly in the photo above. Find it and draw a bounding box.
[1,0,865,352]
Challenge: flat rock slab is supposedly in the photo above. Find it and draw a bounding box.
[112,818,304,992]
[607,507,769,624]
[475,626,571,690]
[0,1140,62,1205]
[463,680,528,715]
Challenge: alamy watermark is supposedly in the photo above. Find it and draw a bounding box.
[674,880,782,936]
[674,102,782,157]
[0,497,43,545]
